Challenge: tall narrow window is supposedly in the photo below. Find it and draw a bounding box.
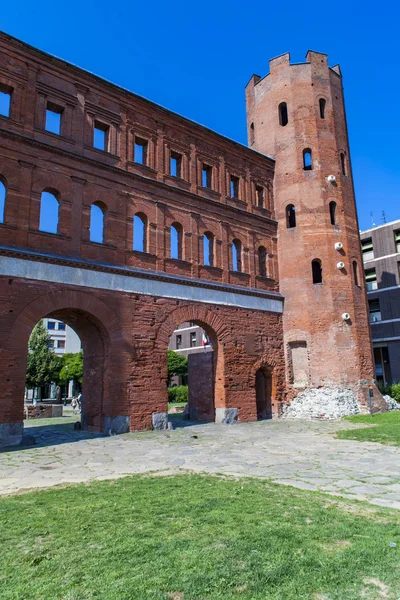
[353,260,359,286]
[303,149,312,170]
[256,185,264,208]
[319,98,326,119]
[232,239,242,272]
[93,122,109,152]
[203,232,214,267]
[170,152,182,178]
[365,268,377,291]
[170,223,183,259]
[312,259,322,284]
[176,335,182,350]
[202,164,212,188]
[249,122,255,145]
[329,201,337,225]
[0,180,5,224]
[134,138,148,165]
[45,103,63,135]
[340,152,346,175]
[361,238,374,261]
[369,299,382,323]
[230,175,239,198]
[133,213,147,252]
[39,191,59,234]
[258,246,267,277]
[394,229,400,253]
[90,203,105,243]
[279,102,288,126]
[190,332,197,347]
[286,204,296,228]
[0,84,12,118]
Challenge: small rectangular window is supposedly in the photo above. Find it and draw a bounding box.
[134,137,148,165]
[0,84,12,118]
[369,299,381,323]
[57,340,66,349]
[170,151,182,178]
[202,164,212,188]
[256,185,264,208]
[57,322,66,331]
[365,268,378,291]
[394,229,400,253]
[190,332,197,347]
[176,335,182,350]
[230,175,239,198]
[93,121,109,151]
[47,321,56,330]
[48,340,54,349]
[361,238,374,262]
[45,103,63,135]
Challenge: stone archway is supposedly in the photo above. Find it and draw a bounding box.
[1,289,126,446]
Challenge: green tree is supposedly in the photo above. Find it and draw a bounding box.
[58,351,83,385]
[26,321,62,390]
[167,350,188,386]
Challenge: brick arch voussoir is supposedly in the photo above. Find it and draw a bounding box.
[7,289,121,353]
[155,304,232,349]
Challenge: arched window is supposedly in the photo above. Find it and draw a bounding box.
[303,149,312,170]
[0,179,6,224]
[353,260,359,286]
[329,201,337,225]
[232,239,242,272]
[286,204,296,228]
[133,213,147,252]
[39,191,59,234]
[279,102,288,126]
[319,98,326,119]
[340,152,346,175]
[203,231,214,267]
[90,202,105,243]
[258,246,267,277]
[170,222,183,259]
[312,259,322,284]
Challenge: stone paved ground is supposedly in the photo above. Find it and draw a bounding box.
[1,416,400,509]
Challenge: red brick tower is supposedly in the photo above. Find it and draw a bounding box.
[246,51,383,411]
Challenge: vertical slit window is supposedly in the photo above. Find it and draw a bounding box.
[256,185,264,208]
[286,204,296,228]
[303,149,313,170]
[340,152,346,175]
[203,232,214,267]
[170,152,182,178]
[0,84,12,118]
[134,138,148,165]
[93,122,109,152]
[170,223,183,259]
[0,180,6,224]
[230,175,239,198]
[90,203,105,243]
[202,164,212,188]
[133,213,147,252]
[258,246,267,277]
[45,103,63,135]
[279,102,288,126]
[249,122,255,144]
[319,98,326,119]
[329,201,337,225]
[353,260,359,286]
[312,259,322,284]
[232,239,242,272]
[39,191,59,234]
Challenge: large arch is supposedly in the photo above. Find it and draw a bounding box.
[2,289,128,444]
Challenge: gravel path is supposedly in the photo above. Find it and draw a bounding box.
[1,417,400,508]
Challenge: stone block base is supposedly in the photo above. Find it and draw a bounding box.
[215,408,238,424]
[104,416,130,436]
[152,412,168,430]
[0,422,24,448]
[24,404,63,419]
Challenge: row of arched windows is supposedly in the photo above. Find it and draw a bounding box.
[279,98,327,127]
[286,201,337,229]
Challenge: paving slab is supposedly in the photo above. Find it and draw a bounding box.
[0,417,399,508]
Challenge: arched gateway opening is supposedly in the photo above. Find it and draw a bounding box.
[255,367,273,420]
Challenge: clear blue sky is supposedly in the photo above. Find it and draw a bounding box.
[1,0,398,230]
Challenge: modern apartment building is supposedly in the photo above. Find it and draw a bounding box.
[360,219,400,384]
[43,318,82,355]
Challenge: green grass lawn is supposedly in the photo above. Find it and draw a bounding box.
[1,475,400,599]
[336,411,400,446]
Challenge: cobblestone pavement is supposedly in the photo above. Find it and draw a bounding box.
[1,416,400,508]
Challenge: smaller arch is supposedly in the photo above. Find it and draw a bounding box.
[312,259,323,284]
[329,201,337,225]
[258,246,267,277]
[133,212,147,252]
[39,190,60,234]
[231,238,242,272]
[340,152,346,175]
[286,204,296,228]
[303,148,313,170]
[170,222,183,260]
[90,202,106,244]
[278,102,288,126]
[319,98,326,119]
[353,260,359,286]
[203,231,214,267]
[0,177,6,224]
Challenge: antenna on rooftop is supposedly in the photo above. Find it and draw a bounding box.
[381,210,387,224]
[370,211,376,228]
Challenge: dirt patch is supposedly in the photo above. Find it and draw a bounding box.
[362,578,389,598]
